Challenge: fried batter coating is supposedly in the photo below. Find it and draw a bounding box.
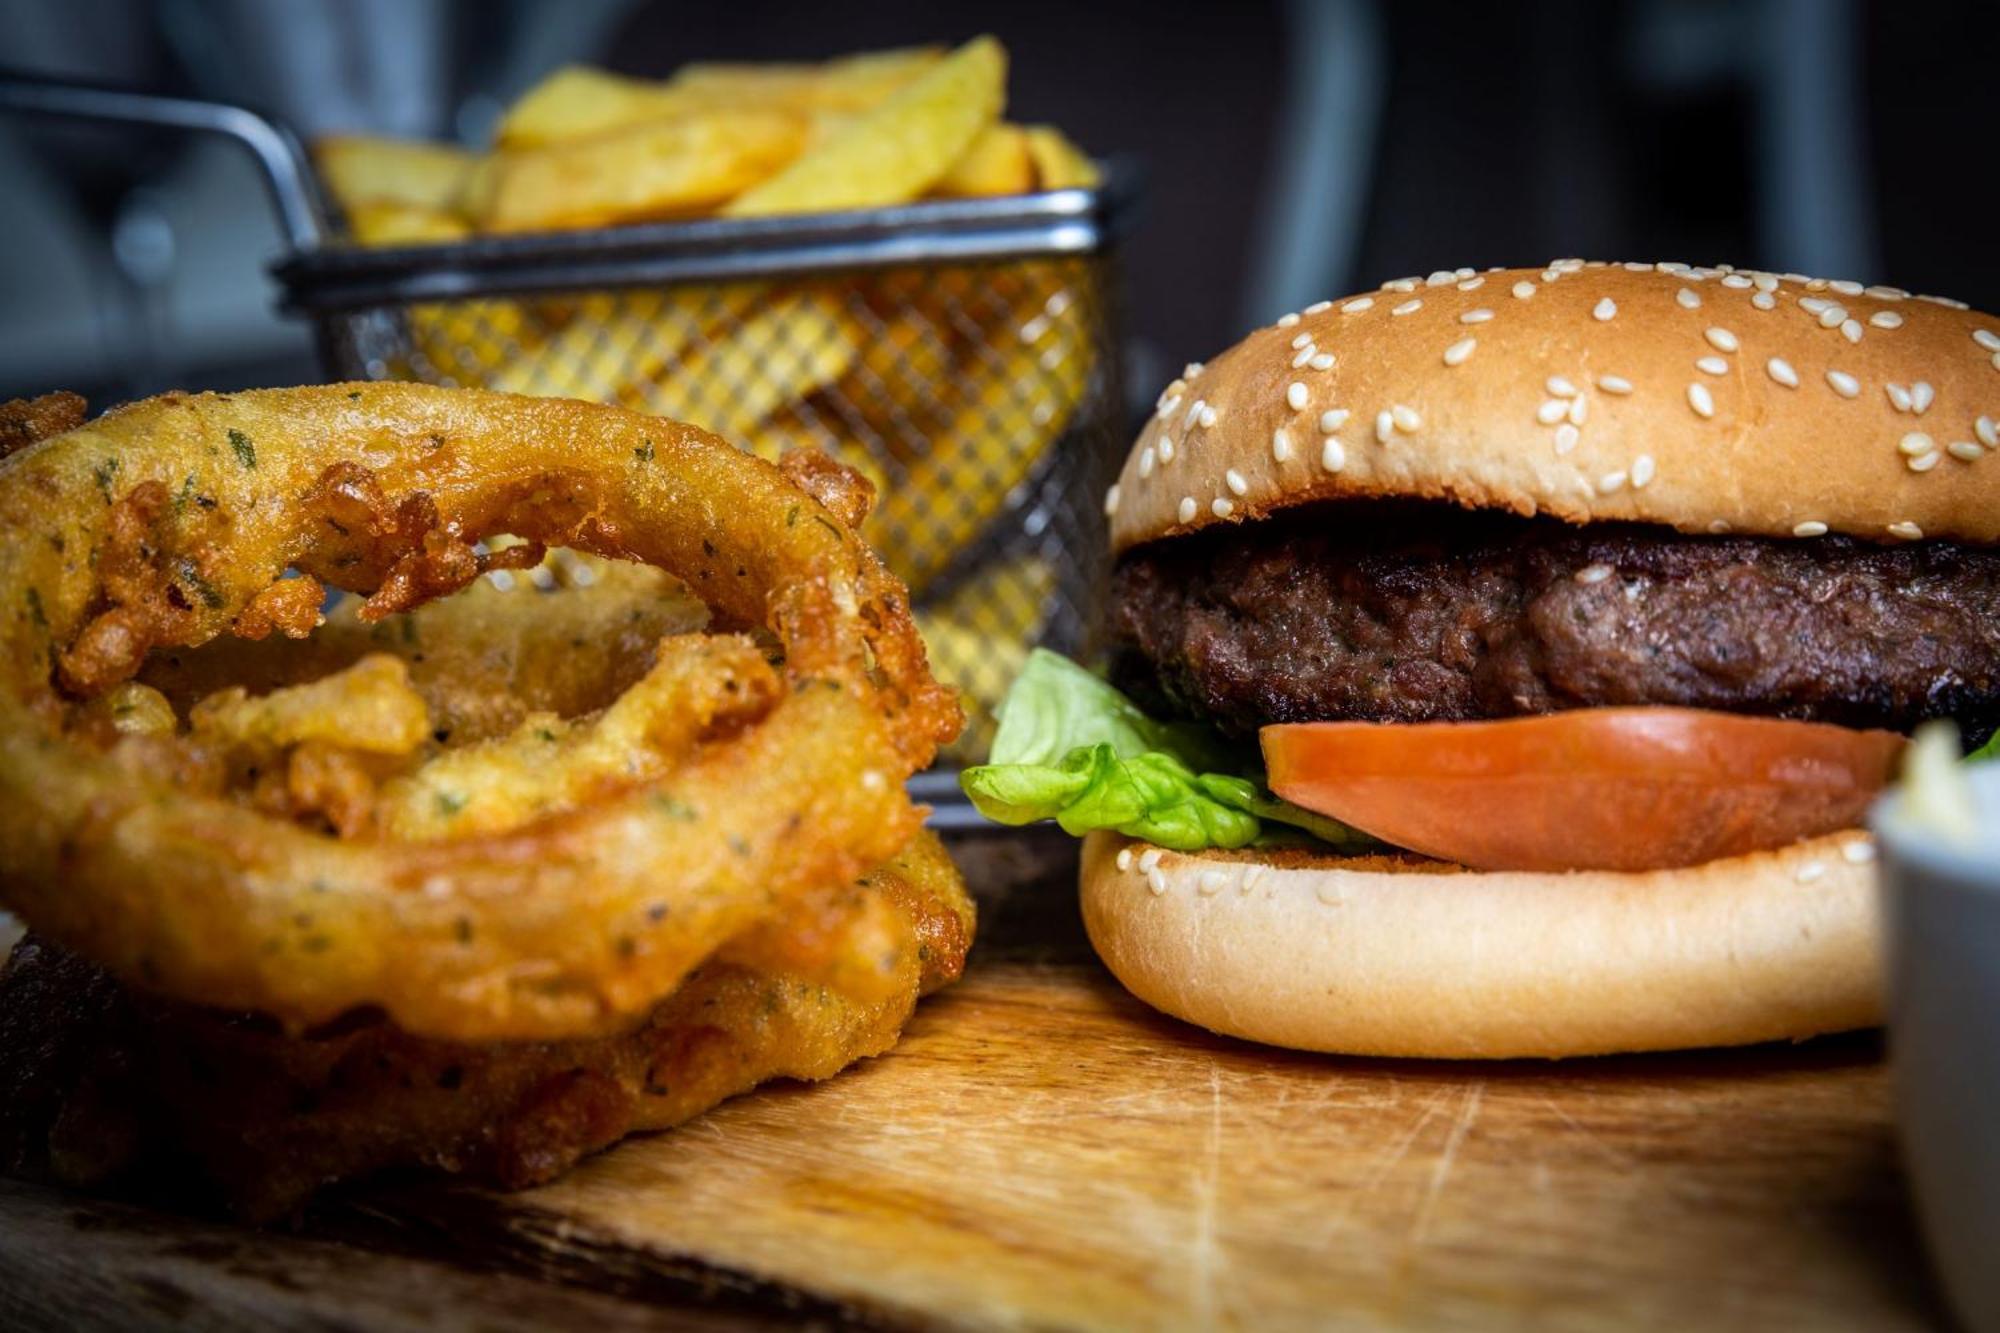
[0,390,87,461]
[0,832,971,1221]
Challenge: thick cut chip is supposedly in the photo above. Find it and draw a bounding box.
[722,36,1006,217]
[314,135,478,214]
[1024,125,1101,189]
[934,122,1035,197]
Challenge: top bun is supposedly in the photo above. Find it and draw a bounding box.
[1108,260,2000,553]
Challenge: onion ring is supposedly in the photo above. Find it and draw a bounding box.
[0,384,960,1040]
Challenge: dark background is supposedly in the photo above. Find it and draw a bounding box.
[0,0,1994,416]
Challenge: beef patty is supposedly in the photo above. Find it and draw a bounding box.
[1109,502,2000,737]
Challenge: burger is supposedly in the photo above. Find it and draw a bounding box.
[964,259,2000,1059]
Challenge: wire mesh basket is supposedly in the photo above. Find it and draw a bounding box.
[277,194,1132,765]
[0,75,1134,779]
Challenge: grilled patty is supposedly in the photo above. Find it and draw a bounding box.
[1109,502,2000,738]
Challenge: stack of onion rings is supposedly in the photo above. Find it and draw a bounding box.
[0,383,962,1043]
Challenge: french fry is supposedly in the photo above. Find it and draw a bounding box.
[914,553,1053,759]
[620,289,859,440]
[934,123,1034,197]
[481,109,808,233]
[494,66,690,149]
[866,263,1094,594]
[1024,125,1101,189]
[667,46,941,114]
[487,285,763,402]
[314,135,477,214]
[722,36,1006,217]
[344,202,472,246]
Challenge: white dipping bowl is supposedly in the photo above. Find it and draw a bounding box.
[1874,762,2000,1333]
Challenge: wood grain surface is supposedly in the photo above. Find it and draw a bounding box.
[0,831,1947,1330]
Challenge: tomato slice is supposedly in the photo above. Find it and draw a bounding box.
[1262,709,1905,873]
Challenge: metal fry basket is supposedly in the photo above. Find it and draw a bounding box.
[0,76,1136,791]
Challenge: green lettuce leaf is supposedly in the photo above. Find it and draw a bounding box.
[1967,730,2000,763]
[961,649,1371,851]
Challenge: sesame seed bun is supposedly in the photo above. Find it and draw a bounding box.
[1109,261,2000,554]
[1080,829,1880,1059]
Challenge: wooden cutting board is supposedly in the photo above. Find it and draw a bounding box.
[0,831,1945,1329]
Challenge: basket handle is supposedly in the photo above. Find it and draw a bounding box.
[0,73,327,251]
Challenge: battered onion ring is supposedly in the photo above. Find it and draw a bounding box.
[0,384,959,1040]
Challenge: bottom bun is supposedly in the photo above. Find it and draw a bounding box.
[1079,831,1881,1059]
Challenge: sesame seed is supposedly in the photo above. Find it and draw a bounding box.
[1457,276,1486,291]
[1867,285,1910,300]
[1720,274,1753,289]
[1818,305,1846,329]
[1632,454,1656,488]
[1597,374,1634,395]
[1341,296,1374,313]
[1659,261,1690,273]
[1225,468,1248,496]
[1211,496,1235,517]
[1909,382,1934,415]
[1321,437,1345,472]
[1103,484,1120,516]
[1870,311,1903,329]
[1888,521,1925,540]
[1139,445,1156,477]
[1799,296,1832,315]
[1138,848,1162,873]
[1116,847,1134,871]
[1276,312,1300,328]
[1977,416,1997,448]
[1304,299,1333,314]
[1599,470,1627,494]
[1286,382,1309,411]
[1309,352,1337,370]
[1793,521,1828,537]
[1183,398,1204,427]
[1826,370,1860,398]
[1177,496,1197,523]
[1593,297,1617,321]
[1147,867,1167,895]
[1198,869,1228,895]
[1705,327,1739,353]
[1842,839,1877,864]
[1992,351,2000,370]
[1886,383,1913,412]
[1512,280,1536,299]
[1840,319,1863,343]
[1568,396,1589,425]
[1271,428,1293,462]
[1156,393,1182,420]
[1384,277,1419,292]
[1185,362,1205,378]
[1554,423,1580,454]
[1766,357,1799,388]
[1709,519,1732,533]
[1320,408,1350,432]
[1200,405,1219,428]
[1392,404,1422,433]
[1574,563,1613,584]
[1948,440,1985,462]
[1975,330,2000,352]
[1804,278,1828,290]
[1623,261,1652,272]
[1553,257,1585,272]
[1426,270,1456,287]
[1751,291,1777,310]
[1547,376,1579,398]
[1677,288,1701,309]
[1537,398,1569,425]
[1392,298,1423,316]
[1795,860,1827,884]
[1697,355,1729,376]
[1687,383,1716,418]
[1459,308,1494,324]
[1242,865,1266,895]
[1290,332,1315,349]
[1158,436,1175,462]
[1753,273,1780,292]
[1443,337,1476,366]
[1830,279,1863,296]
[1315,882,1343,906]
[1908,451,1941,473]
[1291,346,1316,368]
[1375,410,1394,444]
[1898,431,1934,456]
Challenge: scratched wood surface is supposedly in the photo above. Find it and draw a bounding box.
[0,831,1945,1330]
